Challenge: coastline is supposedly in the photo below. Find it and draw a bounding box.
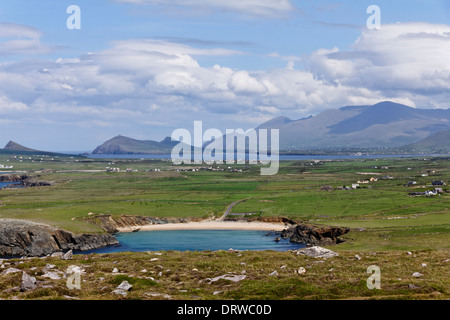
[116,220,287,233]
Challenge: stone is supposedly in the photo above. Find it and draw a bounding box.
[209,274,247,283]
[20,272,37,292]
[412,272,423,278]
[295,246,339,259]
[408,284,420,289]
[269,271,278,276]
[61,250,73,260]
[355,254,361,260]
[1,267,21,275]
[112,289,128,297]
[42,271,62,280]
[51,252,64,258]
[117,281,133,291]
[112,268,119,273]
[297,267,306,274]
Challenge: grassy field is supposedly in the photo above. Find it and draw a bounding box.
[0,153,449,300]
[0,249,448,300]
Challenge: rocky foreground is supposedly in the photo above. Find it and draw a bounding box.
[0,219,118,258]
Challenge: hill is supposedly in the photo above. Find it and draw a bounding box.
[399,129,450,153]
[3,141,38,152]
[0,141,77,157]
[92,135,180,155]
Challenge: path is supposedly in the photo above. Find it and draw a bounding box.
[219,198,250,221]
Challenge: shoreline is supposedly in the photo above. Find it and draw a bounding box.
[116,220,287,233]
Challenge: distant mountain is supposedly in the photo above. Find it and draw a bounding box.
[92,135,180,155]
[400,129,450,153]
[258,101,450,151]
[3,141,37,152]
[0,141,75,157]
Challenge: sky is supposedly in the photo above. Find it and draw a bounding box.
[0,0,449,151]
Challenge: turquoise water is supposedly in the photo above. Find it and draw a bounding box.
[81,230,305,254]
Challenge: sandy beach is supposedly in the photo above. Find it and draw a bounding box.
[117,220,287,233]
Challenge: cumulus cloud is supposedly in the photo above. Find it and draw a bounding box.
[114,0,296,18]
[306,23,450,107]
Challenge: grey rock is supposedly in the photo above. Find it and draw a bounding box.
[20,272,37,292]
[295,246,339,259]
[1,267,21,275]
[412,272,423,278]
[51,252,64,258]
[112,289,128,297]
[61,250,73,260]
[117,280,133,291]
[209,274,247,283]
[0,219,118,258]
[281,224,350,246]
[42,271,62,280]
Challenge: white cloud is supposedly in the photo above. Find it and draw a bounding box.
[307,23,450,98]
[114,0,296,18]
[0,23,53,55]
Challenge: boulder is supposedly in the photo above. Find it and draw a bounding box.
[42,271,62,280]
[61,250,73,260]
[295,246,339,259]
[112,289,128,297]
[208,274,247,283]
[20,272,37,292]
[117,281,133,291]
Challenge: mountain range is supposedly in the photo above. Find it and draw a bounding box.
[257,101,450,151]
[2,102,450,155]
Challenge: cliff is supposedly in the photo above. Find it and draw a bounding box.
[81,214,201,233]
[0,219,118,258]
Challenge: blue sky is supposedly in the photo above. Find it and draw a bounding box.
[0,0,449,151]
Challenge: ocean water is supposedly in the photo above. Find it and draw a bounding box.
[80,229,306,254]
[0,181,22,189]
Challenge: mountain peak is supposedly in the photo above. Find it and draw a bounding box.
[3,141,37,152]
[257,115,294,130]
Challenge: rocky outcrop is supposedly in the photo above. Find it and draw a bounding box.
[281,223,350,246]
[0,219,119,258]
[0,174,28,182]
[81,214,200,233]
[0,174,53,187]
